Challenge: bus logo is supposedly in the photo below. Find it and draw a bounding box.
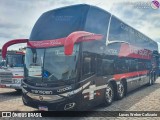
[57,86,72,93]
[151,0,160,9]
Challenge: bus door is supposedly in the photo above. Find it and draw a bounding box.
[81,52,99,107]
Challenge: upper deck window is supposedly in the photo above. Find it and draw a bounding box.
[30,5,89,41]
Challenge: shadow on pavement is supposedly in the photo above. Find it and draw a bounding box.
[0,89,22,102]
[95,81,160,111]
[0,89,22,96]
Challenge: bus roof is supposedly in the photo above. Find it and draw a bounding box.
[29,4,158,52]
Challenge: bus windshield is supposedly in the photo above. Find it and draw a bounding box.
[25,44,79,82]
[0,56,5,67]
[7,54,24,67]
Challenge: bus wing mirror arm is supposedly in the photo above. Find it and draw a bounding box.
[2,39,28,60]
[64,31,103,56]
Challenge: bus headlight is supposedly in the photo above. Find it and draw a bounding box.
[26,92,63,102]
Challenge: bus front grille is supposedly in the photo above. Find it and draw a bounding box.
[0,72,13,84]
[0,79,13,84]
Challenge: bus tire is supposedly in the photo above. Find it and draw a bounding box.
[104,83,114,106]
[116,81,125,100]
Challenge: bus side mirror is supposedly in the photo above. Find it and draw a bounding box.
[64,31,103,56]
[2,39,28,59]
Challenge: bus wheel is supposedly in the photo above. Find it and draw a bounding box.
[104,83,114,106]
[117,81,125,100]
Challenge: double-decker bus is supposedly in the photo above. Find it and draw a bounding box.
[4,4,159,110]
[0,40,26,92]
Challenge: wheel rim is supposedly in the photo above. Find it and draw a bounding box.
[118,83,124,97]
[105,86,113,103]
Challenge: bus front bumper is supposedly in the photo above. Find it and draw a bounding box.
[0,83,21,89]
[22,90,77,111]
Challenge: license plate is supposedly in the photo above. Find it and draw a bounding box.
[38,106,48,111]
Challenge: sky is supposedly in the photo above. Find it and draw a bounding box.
[0,0,160,51]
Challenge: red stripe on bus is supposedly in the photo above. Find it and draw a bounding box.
[27,38,65,48]
[13,76,24,78]
[113,70,148,80]
[27,31,103,48]
[16,51,25,55]
[118,43,152,60]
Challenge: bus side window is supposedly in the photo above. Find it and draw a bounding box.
[101,59,114,75]
[83,57,91,75]
[146,61,151,70]
[96,58,102,76]
[82,53,96,78]
[115,59,128,74]
[138,62,143,71]
[128,59,138,72]
[138,60,146,71]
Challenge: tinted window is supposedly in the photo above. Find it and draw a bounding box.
[44,45,79,81]
[127,59,138,72]
[25,45,79,82]
[102,59,114,75]
[82,52,96,78]
[109,16,131,43]
[7,54,24,67]
[30,5,89,40]
[115,59,128,74]
[109,16,158,52]
[84,7,110,43]
[83,41,105,54]
[138,62,145,71]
